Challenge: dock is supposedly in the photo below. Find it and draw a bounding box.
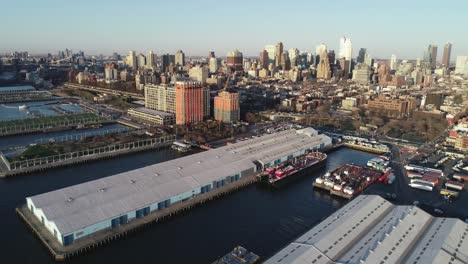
[343,143,389,154]
[0,135,175,177]
[17,174,259,261]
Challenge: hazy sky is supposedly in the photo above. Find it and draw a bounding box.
[2,0,467,60]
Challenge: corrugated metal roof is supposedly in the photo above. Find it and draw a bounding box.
[28,129,330,235]
[264,194,468,264]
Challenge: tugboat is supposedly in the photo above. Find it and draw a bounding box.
[262,152,327,186]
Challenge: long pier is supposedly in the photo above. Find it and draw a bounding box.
[16,173,259,261]
[0,136,175,177]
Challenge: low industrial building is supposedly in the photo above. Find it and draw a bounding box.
[25,128,331,246]
[265,195,468,264]
[127,107,175,125]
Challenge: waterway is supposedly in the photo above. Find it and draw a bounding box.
[0,147,466,263]
[0,147,370,263]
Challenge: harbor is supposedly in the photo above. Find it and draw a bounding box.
[2,146,467,264]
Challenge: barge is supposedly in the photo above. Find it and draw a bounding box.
[313,164,382,199]
[261,152,327,186]
[212,246,260,264]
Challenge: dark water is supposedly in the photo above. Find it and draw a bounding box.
[0,148,376,263]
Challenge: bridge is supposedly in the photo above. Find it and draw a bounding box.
[63,83,145,100]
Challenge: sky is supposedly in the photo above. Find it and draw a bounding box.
[2,0,468,60]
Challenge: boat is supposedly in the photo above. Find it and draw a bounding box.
[408,180,434,191]
[445,180,464,191]
[386,173,395,184]
[18,105,28,110]
[440,188,459,199]
[264,152,327,186]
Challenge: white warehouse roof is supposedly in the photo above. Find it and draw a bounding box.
[264,195,468,264]
[27,129,331,235]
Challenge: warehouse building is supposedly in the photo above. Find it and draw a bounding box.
[127,107,175,125]
[26,128,331,246]
[265,195,468,264]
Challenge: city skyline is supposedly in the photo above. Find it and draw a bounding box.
[2,0,468,59]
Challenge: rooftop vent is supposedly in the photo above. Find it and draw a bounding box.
[67,197,74,202]
[178,166,182,170]
[154,172,160,176]
[130,180,136,184]
[198,161,202,164]
[100,188,106,192]
[216,155,220,159]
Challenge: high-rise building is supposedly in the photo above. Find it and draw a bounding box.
[317,51,331,80]
[264,45,276,65]
[352,63,370,84]
[175,81,204,125]
[315,43,328,67]
[424,44,438,68]
[288,48,299,67]
[455,56,468,75]
[275,42,283,67]
[127,50,137,69]
[281,52,291,71]
[364,53,374,68]
[162,54,175,72]
[146,51,157,68]
[339,37,352,60]
[328,50,335,65]
[442,42,452,67]
[144,84,176,113]
[208,51,215,60]
[189,65,209,85]
[259,49,269,69]
[226,49,243,73]
[203,87,210,118]
[338,58,350,77]
[390,54,397,70]
[175,50,185,67]
[137,53,146,69]
[209,57,219,73]
[104,63,118,83]
[357,48,366,64]
[214,91,240,123]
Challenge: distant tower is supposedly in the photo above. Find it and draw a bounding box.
[424,45,438,69]
[127,50,137,69]
[339,37,352,60]
[357,48,366,64]
[288,48,299,67]
[259,49,269,69]
[275,42,283,67]
[226,49,244,73]
[390,55,397,70]
[317,50,331,80]
[442,42,452,67]
[146,51,157,68]
[175,50,185,67]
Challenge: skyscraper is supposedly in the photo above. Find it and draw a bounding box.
[288,48,299,67]
[175,50,185,67]
[339,37,352,60]
[226,49,243,73]
[209,57,219,73]
[127,50,137,69]
[275,42,283,67]
[175,81,204,125]
[424,45,438,68]
[442,42,452,67]
[214,91,240,123]
[281,52,291,71]
[137,53,146,69]
[317,50,331,79]
[390,55,397,70]
[104,63,118,83]
[259,49,269,69]
[455,56,468,75]
[357,48,366,64]
[162,54,175,72]
[264,45,276,65]
[315,43,328,67]
[146,51,157,68]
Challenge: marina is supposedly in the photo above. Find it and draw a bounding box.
[212,246,260,264]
